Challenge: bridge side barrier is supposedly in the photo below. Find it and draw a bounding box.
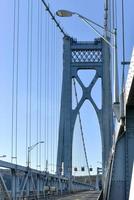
[97,190,103,200]
[103,146,115,200]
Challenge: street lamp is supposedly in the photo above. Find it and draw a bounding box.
[56,10,113,46]
[27,141,44,168]
[56,9,120,119]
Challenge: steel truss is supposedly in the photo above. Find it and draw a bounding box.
[0,160,90,200]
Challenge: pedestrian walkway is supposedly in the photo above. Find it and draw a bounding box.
[57,191,101,200]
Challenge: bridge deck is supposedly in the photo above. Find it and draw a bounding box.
[57,191,101,200]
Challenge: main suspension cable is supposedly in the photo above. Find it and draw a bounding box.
[40,0,67,36]
[73,78,91,184]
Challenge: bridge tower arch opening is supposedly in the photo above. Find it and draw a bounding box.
[72,99,102,177]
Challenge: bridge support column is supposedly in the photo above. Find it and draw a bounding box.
[12,169,18,200]
[56,36,73,178]
[106,106,134,200]
[101,41,113,170]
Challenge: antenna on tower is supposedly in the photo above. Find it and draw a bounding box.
[104,0,111,38]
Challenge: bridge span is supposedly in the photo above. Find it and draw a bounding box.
[0,0,134,199]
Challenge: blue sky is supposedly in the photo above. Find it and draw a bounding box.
[0,0,133,176]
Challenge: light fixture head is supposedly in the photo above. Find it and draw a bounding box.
[56,10,74,17]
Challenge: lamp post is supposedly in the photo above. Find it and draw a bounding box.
[56,9,119,118]
[27,141,44,168]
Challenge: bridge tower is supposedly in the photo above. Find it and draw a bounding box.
[56,36,113,177]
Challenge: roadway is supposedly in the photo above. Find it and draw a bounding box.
[57,191,101,200]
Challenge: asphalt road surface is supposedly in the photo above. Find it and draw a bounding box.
[57,191,101,200]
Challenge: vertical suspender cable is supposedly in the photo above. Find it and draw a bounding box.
[55,25,58,173]
[120,0,126,118]
[52,20,55,173]
[52,21,54,173]
[50,20,53,173]
[49,13,52,173]
[53,23,56,173]
[121,0,125,90]
[111,0,120,104]
[56,29,59,172]
[15,0,20,165]
[44,10,47,171]
[46,11,50,170]
[29,0,33,167]
[39,2,43,171]
[50,20,52,172]
[26,0,30,165]
[44,11,49,171]
[54,26,58,173]
[44,11,48,171]
[48,12,51,172]
[56,27,59,173]
[36,0,40,169]
[11,0,16,163]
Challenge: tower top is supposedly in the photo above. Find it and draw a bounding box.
[104,0,111,37]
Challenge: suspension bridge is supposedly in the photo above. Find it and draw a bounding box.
[0,0,134,199]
